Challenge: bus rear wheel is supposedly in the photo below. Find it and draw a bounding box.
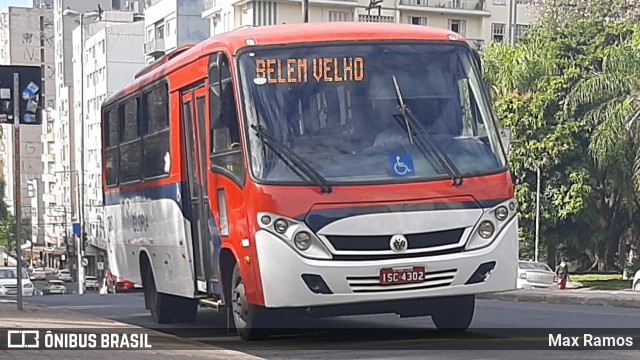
[231,263,269,341]
[431,295,475,331]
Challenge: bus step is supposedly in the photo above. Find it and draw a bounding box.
[199,298,224,310]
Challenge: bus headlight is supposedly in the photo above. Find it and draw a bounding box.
[274,219,288,234]
[478,221,495,239]
[294,232,312,251]
[495,206,508,221]
[257,212,332,260]
[466,199,517,251]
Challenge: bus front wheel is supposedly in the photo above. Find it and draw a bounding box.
[145,266,174,324]
[231,263,269,340]
[431,295,475,331]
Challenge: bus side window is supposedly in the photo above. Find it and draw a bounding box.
[209,52,244,183]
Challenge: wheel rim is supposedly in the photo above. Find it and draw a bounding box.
[232,273,249,329]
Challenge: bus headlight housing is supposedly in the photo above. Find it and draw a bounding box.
[294,232,312,250]
[257,212,332,260]
[466,199,517,251]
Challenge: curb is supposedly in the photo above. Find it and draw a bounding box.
[478,290,640,308]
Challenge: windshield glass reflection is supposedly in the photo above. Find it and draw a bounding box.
[239,43,505,184]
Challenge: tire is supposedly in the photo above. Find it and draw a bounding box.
[145,267,175,324]
[431,295,475,331]
[231,263,269,340]
[634,281,640,292]
[173,297,198,323]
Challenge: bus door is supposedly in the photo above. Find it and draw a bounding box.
[181,85,218,295]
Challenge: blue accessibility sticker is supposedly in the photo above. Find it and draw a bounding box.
[390,154,415,177]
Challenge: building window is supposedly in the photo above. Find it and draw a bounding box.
[409,16,427,26]
[358,14,395,23]
[491,23,505,43]
[166,21,171,36]
[147,28,153,41]
[156,24,164,39]
[329,11,352,22]
[493,0,506,4]
[448,19,466,37]
[515,24,529,39]
[254,1,278,26]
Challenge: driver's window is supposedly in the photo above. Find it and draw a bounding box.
[210,53,244,181]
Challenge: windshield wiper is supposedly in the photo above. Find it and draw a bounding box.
[251,124,333,193]
[391,75,463,186]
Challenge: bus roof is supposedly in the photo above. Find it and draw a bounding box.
[104,22,465,106]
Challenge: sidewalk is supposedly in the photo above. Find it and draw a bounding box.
[0,301,261,360]
[478,288,640,308]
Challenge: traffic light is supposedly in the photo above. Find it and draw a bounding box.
[82,232,88,251]
[0,65,43,125]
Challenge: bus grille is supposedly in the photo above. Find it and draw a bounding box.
[326,228,464,251]
[346,269,457,293]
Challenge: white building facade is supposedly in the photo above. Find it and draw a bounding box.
[71,17,145,275]
[0,5,55,250]
[52,0,126,274]
[201,0,539,48]
[144,0,209,63]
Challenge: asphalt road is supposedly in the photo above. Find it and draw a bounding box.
[23,292,640,359]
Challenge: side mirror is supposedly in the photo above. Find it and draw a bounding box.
[499,127,512,155]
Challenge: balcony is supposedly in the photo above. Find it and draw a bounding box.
[398,0,489,16]
[202,0,221,19]
[144,38,166,58]
[43,194,57,204]
[41,133,55,142]
[41,153,55,163]
[145,0,163,7]
[42,173,56,183]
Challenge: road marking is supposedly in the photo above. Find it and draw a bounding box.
[48,304,118,309]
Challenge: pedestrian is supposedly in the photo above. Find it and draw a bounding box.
[556,261,570,290]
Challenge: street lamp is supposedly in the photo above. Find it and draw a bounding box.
[63,8,100,296]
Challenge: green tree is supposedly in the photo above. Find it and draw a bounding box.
[482,0,640,270]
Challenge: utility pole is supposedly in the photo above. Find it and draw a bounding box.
[535,164,540,262]
[13,72,23,310]
[302,0,309,22]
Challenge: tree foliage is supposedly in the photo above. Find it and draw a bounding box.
[483,0,640,270]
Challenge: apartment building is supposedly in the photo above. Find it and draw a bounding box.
[144,0,209,63]
[202,0,538,47]
[71,15,145,276]
[0,4,55,249]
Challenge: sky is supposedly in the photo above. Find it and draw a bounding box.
[2,0,31,12]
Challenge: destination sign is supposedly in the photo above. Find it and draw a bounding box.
[255,57,365,84]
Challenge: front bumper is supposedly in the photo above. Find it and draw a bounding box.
[255,217,518,308]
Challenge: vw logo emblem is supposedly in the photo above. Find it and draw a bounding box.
[390,235,408,253]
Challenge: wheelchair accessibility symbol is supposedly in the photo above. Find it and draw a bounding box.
[390,154,415,177]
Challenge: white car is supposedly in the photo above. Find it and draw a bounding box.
[516,261,556,289]
[56,269,73,282]
[30,268,47,281]
[46,280,67,295]
[84,276,100,292]
[633,269,640,292]
[0,267,35,296]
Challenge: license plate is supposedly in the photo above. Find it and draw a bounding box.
[380,266,426,285]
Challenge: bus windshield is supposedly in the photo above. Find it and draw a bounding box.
[239,42,506,185]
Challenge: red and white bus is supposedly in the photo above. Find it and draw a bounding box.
[102,22,518,340]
